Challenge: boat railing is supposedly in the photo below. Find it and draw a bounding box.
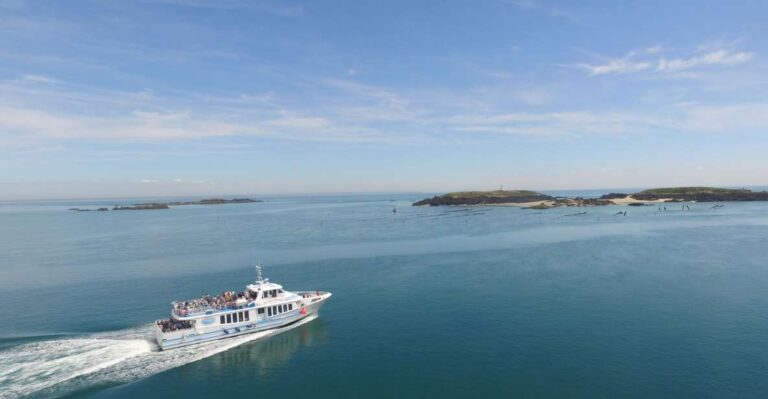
[297,291,326,298]
[157,319,193,333]
[173,291,326,317]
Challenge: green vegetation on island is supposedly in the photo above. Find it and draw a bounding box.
[631,187,768,202]
[413,186,768,208]
[413,190,553,206]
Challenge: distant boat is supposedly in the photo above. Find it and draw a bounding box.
[155,266,332,350]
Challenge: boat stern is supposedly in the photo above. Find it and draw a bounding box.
[154,321,166,350]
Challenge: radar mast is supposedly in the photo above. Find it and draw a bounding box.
[255,264,267,284]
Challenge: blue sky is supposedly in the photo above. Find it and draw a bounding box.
[1,0,768,199]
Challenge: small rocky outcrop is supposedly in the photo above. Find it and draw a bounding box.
[113,203,170,210]
[167,198,261,206]
[599,193,629,200]
[70,198,261,212]
[525,197,613,209]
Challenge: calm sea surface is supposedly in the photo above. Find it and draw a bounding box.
[2,193,768,398]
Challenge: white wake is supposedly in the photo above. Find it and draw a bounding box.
[0,315,318,399]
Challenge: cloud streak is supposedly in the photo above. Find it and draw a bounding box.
[4,80,768,150]
[657,49,753,72]
[503,0,578,22]
[580,44,755,76]
[580,57,652,76]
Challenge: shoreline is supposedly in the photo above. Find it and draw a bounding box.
[609,196,672,205]
[413,187,768,208]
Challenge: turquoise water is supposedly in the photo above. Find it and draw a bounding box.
[2,194,768,398]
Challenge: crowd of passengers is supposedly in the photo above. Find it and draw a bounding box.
[157,319,192,332]
[173,289,282,316]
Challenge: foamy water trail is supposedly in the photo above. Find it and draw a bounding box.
[0,315,318,399]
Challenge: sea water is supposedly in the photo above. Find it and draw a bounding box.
[1,194,768,398]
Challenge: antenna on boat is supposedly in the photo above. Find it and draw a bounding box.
[255,264,266,283]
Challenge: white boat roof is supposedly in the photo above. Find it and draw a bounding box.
[247,281,283,291]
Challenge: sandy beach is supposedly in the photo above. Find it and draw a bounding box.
[485,200,555,208]
[610,196,672,205]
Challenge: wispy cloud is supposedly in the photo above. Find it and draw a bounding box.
[445,111,669,137]
[579,43,755,77]
[657,49,753,72]
[140,0,304,16]
[442,101,768,138]
[579,56,652,76]
[503,0,578,22]
[21,74,59,84]
[3,62,768,152]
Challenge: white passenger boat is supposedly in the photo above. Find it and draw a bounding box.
[155,266,331,350]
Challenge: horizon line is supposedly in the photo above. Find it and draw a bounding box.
[2,184,767,203]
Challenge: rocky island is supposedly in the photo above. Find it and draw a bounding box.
[413,187,768,209]
[413,190,553,206]
[71,198,262,212]
[629,187,768,202]
[167,198,262,206]
[413,190,616,208]
[113,203,170,210]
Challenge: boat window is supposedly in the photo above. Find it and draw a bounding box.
[289,304,293,311]
[258,308,264,314]
[278,289,283,294]
[220,315,225,324]
[238,312,244,322]
[226,314,231,323]
[244,311,250,321]
[267,307,272,316]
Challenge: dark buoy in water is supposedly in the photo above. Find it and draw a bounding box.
[392,207,397,213]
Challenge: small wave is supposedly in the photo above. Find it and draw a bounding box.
[0,315,318,399]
